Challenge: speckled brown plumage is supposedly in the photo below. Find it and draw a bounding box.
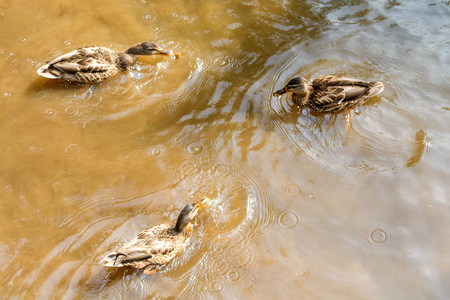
[102,198,209,273]
[274,75,385,113]
[106,223,192,271]
[37,42,174,83]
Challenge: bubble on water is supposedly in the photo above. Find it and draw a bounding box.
[44,108,56,118]
[5,185,13,192]
[199,156,212,166]
[65,105,78,116]
[213,164,230,175]
[7,53,17,64]
[64,40,71,46]
[12,69,18,74]
[143,14,154,21]
[173,136,183,144]
[285,183,303,197]
[275,209,302,229]
[207,280,223,293]
[309,193,316,199]
[364,226,392,247]
[295,267,307,278]
[149,146,163,157]
[212,55,236,68]
[29,144,43,154]
[172,12,179,18]
[52,182,62,193]
[65,144,81,159]
[227,270,242,283]
[242,278,255,290]
[20,37,27,43]
[186,141,204,155]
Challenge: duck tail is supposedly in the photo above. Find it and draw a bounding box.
[368,81,384,96]
[37,65,61,79]
[102,252,124,267]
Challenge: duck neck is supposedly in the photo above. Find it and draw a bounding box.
[175,216,189,233]
[293,84,312,106]
[118,53,137,69]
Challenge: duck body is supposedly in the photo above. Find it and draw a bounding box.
[103,223,192,271]
[37,42,174,83]
[274,75,384,113]
[102,198,209,273]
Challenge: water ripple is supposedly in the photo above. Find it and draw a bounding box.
[257,40,429,175]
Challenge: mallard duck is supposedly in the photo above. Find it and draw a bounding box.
[37,42,179,83]
[102,197,209,274]
[273,75,384,113]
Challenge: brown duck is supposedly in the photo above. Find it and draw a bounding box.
[37,42,179,83]
[102,198,209,274]
[273,75,384,113]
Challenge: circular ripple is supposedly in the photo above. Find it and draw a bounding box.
[275,209,301,229]
[186,141,204,155]
[213,163,230,175]
[364,226,392,247]
[44,108,56,118]
[295,267,307,278]
[173,136,183,144]
[242,278,255,290]
[227,270,242,283]
[29,144,43,154]
[212,56,229,68]
[149,146,164,157]
[65,144,81,159]
[285,183,303,197]
[207,280,224,293]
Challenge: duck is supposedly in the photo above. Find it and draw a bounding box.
[273,75,384,113]
[37,42,179,83]
[102,197,209,274]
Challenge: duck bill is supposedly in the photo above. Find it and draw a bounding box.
[158,49,174,55]
[197,197,210,209]
[273,88,287,96]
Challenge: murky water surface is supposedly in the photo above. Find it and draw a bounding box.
[1,0,449,299]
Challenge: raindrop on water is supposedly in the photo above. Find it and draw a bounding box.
[242,278,255,290]
[285,183,303,197]
[227,270,242,282]
[65,144,81,159]
[186,141,204,155]
[208,280,223,293]
[275,209,301,229]
[295,267,307,278]
[150,147,163,157]
[364,226,392,247]
[44,108,56,118]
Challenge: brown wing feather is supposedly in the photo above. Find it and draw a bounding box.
[48,48,112,73]
[313,75,373,87]
[114,224,187,267]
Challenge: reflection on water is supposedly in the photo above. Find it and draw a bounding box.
[1,0,450,299]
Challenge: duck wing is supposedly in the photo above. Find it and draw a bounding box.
[48,47,112,74]
[315,85,368,105]
[103,224,181,268]
[37,47,113,78]
[313,75,374,87]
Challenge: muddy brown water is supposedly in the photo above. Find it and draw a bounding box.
[1,0,450,299]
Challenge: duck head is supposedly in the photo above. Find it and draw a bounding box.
[273,77,309,97]
[125,42,173,56]
[175,197,210,232]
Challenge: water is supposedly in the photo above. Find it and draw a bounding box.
[1,0,450,299]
